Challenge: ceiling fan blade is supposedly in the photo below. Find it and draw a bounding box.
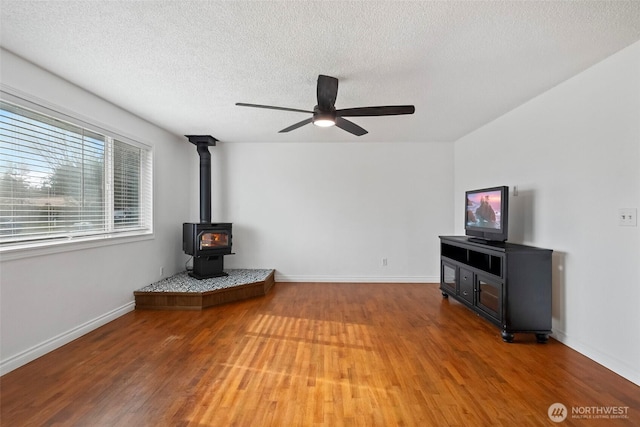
[337,105,415,117]
[236,103,312,114]
[317,75,338,110]
[279,117,313,133]
[335,117,368,136]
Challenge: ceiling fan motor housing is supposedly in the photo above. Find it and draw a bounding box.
[313,105,336,127]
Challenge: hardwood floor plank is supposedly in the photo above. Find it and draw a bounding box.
[1,282,639,426]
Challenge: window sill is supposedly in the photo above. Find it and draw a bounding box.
[0,231,154,262]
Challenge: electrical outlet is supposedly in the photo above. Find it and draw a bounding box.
[618,208,637,226]
[160,266,165,277]
[382,258,388,267]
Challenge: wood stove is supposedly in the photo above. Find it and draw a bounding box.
[183,222,232,278]
[183,135,232,279]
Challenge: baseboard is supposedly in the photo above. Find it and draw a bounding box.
[274,273,439,283]
[552,327,640,387]
[0,301,135,376]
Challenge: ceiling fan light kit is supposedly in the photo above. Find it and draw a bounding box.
[236,74,415,136]
[312,107,336,127]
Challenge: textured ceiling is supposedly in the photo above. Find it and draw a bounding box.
[1,1,640,143]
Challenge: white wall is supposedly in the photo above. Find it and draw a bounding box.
[0,50,195,374]
[454,41,640,385]
[206,141,453,283]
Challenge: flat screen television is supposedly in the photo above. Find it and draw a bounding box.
[465,185,509,242]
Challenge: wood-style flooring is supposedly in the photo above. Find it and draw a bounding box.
[1,282,638,426]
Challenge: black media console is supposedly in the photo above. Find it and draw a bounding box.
[439,236,552,343]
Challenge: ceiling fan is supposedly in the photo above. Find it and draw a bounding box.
[236,74,415,136]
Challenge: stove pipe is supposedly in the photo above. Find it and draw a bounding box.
[185,135,218,223]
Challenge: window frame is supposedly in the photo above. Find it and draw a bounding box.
[0,87,154,261]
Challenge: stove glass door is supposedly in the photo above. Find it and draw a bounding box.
[199,232,229,250]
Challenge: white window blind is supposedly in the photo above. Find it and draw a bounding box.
[0,99,152,247]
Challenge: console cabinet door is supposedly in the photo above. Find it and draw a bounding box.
[459,267,474,304]
[476,273,502,321]
[441,261,457,295]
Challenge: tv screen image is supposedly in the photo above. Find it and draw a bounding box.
[466,189,502,230]
[465,186,509,242]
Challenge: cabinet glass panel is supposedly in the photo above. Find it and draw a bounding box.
[441,262,456,292]
[477,278,501,319]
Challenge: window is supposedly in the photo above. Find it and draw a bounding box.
[0,98,152,249]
